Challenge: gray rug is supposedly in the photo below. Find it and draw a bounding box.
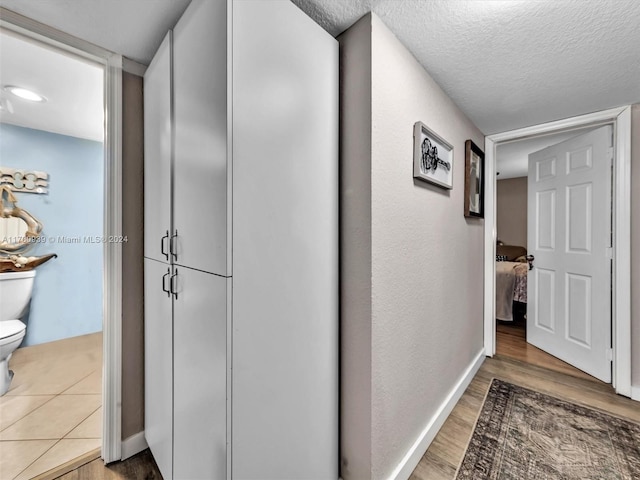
[456,379,640,479]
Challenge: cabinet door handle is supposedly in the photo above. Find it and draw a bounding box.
[162,269,171,297]
[170,230,178,261]
[161,231,169,261]
[170,269,178,300]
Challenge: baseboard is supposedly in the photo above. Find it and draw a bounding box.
[121,431,148,460]
[631,385,640,402]
[387,350,486,480]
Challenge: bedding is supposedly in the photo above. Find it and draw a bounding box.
[496,261,528,321]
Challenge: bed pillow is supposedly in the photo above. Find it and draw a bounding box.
[496,255,509,262]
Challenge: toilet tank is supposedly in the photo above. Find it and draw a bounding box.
[0,270,36,321]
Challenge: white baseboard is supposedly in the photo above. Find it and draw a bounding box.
[631,385,640,402]
[387,350,486,480]
[121,431,148,461]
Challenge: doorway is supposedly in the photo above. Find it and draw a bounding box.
[0,5,125,471]
[493,126,609,383]
[483,106,632,397]
[0,28,106,479]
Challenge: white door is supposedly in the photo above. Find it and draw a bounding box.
[172,0,229,276]
[527,125,612,382]
[144,258,173,480]
[173,266,228,480]
[143,32,172,263]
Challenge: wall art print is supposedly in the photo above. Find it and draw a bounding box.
[413,121,453,189]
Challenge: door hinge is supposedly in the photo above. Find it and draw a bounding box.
[606,247,613,259]
[606,348,613,362]
[607,147,614,166]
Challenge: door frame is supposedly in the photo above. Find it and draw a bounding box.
[0,8,127,461]
[483,106,632,397]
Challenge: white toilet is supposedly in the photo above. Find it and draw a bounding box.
[0,270,35,395]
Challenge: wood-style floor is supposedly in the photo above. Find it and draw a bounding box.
[495,318,601,382]
[55,326,636,480]
[409,326,638,480]
[54,450,161,480]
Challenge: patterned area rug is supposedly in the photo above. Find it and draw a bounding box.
[456,379,640,479]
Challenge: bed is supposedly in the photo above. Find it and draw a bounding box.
[495,244,528,322]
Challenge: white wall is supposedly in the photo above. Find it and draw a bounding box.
[340,13,485,480]
[121,71,145,440]
[631,104,640,390]
[496,177,528,247]
[338,15,372,480]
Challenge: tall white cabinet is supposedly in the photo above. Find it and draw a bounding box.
[143,30,173,480]
[144,1,338,479]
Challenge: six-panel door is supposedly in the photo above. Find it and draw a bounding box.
[527,125,612,382]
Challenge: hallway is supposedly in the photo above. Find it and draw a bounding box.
[410,348,636,479]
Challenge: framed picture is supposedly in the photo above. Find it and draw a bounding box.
[413,121,453,189]
[464,140,484,218]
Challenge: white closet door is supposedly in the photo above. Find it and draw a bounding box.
[172,0,229,276]
[173,267,227,480]
[144,258,173,480]
[232,1,339,478]
[144,32,172,263]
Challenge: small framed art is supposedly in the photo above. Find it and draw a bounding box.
[464,139,484,218]
[413,121,453,189]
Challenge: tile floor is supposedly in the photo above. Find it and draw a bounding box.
[0,332,102,480]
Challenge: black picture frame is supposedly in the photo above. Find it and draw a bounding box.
[464,140,484,218]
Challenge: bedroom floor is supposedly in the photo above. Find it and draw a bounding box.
[496,319,602,383]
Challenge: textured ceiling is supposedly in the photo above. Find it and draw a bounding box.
[1,0,638,136]
[0,0,191,65]
[292,0,640,134]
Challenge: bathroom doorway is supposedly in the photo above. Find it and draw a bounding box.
[0,28,107,478]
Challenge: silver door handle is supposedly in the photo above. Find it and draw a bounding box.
[526,255,535,270]
[161,231,169,261]
[162,269,171,297]
[170,269,178,300]
[170,230,178,261]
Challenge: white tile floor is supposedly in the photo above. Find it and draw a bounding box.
[0,332,102,480]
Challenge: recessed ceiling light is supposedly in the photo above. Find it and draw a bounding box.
[3,85,47,103]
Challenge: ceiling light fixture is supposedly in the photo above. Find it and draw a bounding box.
[3,85,47,103]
